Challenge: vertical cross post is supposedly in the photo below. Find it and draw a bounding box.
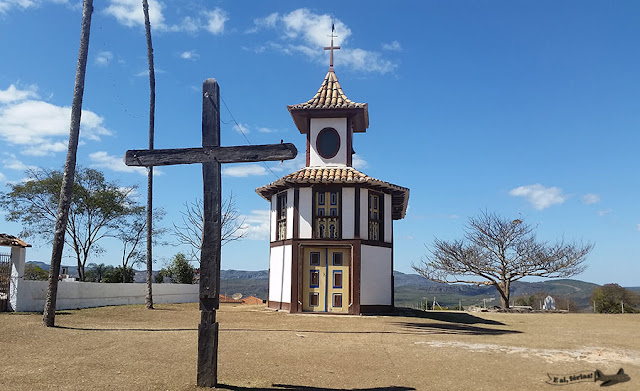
[197,79,221,387]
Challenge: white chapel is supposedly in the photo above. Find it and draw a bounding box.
[256,47,409,314]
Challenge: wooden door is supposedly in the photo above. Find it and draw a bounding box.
[302,247,350,313]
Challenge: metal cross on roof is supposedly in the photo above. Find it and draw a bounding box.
[324,24,340,69]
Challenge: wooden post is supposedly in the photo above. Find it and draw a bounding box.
[197,79,221,388]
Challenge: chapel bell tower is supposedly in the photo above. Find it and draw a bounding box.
[257,30,409,314]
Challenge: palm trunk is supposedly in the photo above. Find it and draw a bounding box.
[43,0,93,327]
[142,0,155,309]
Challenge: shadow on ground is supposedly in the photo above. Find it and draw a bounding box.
[54,325,196,332]
[396,321,521,335]
[216,384,415,391]
[386,308,505,325]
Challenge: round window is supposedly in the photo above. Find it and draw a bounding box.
[316,127,340,159]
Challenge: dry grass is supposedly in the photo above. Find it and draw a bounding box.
[1,304,639,390]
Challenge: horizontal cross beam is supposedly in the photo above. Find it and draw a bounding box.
[125,143,297,167]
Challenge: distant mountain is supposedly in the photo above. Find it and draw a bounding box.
[221,269,268,280]
[393,271,602,309]
[26,261,79,277]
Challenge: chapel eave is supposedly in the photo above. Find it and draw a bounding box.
[287,68,369,134]
[255,167,409,220]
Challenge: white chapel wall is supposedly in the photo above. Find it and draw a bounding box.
[268,244,292,304]
[299,187,313,239]
[360,245,392,306]
[384,193,392,243]
[342,187,355,239]
[270,194,277,242]
[309,118,348,167]
[286,188,295,239]
[359,188,369,240]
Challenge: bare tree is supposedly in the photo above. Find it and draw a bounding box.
[142,0,155,309]
[173,193,246,260]
[115,207,166,283]
[412,211,593,308]
[42,0,93,327]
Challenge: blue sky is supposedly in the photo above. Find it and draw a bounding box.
[0,1,638,286]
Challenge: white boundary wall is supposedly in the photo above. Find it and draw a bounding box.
[13,281,199,312]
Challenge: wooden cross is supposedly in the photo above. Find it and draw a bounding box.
[324,25,340,68]
[124,79,297,388]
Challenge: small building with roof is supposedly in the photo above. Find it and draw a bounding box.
[256,44,409,314]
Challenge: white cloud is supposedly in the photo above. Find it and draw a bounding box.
[105,0,228,35]
[509,184,568,210]
[0,171,5,182]
[0,84,38,103]
[134,68,165,77]
[180,50,199,60]
[237,209,270,240]
[104,0,165,29]
[233,123,250,134]
[0,85,112,156]
[204,8,228,35]
[382,41,402,51]
[89,151,150,176]
[95,51,113,66]
[582,193,600,205]
[0,0,37,14]
[597,209,612,216]
[250,9,397,74]
[271,154,305,173]
[257,127,276,133]
[248,12,278,32]
[2,154,37,172]
[222,164,267,177]
[352,154,368,170]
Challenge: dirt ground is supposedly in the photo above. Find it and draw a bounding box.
[0,304,638,391]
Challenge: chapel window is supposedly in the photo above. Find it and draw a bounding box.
[314,190,340,239]
[276,192,287,241]
[368,192,383,241]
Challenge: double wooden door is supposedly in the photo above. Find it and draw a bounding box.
[302,247,350,313]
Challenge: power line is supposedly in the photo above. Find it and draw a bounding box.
[219,95,281,179]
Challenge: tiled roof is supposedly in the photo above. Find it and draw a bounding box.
[288,69,367,110]
[0,233,30,248]
[287,69,369,133]
[256,167,409,220]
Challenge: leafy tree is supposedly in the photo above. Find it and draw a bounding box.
[413,211,593,308]
[158,253,195,284]
[173,193,246,261]
[0,167,141,282]
[592,284,639,313]
[85,263,110,282]
[154,269,167,284]
[24,264,49,281]
[103,266,135,283]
